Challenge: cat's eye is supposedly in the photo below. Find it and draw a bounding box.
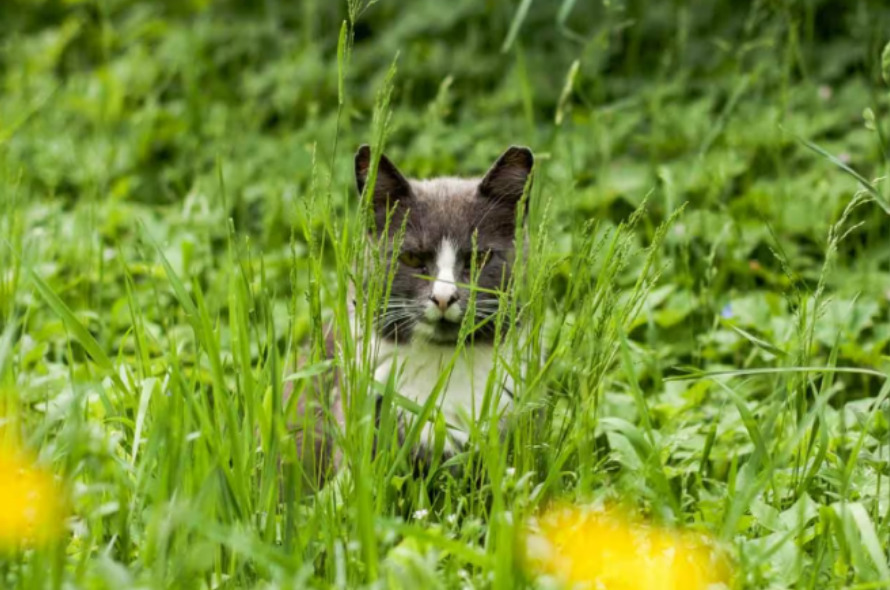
[465,249,492,268]
[399,251,425,268]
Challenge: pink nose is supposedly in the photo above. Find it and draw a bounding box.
[430,293,458,311]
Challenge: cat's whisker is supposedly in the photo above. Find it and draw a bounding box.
[377,315,417,332]
[381,307,418,314]
[380,314,420,339]
[472,305,499,312]
[378,316,413,328]
[378,310,421,326]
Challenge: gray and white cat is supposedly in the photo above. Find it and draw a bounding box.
[292,145,533,484]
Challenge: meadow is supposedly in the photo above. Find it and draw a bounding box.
[1,0,889,588]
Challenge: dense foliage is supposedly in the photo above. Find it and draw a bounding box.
[1,0,888,588]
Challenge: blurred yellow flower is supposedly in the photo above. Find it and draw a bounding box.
[526,505,732,590]
[0,445,66,549]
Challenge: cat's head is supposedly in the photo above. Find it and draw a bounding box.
[355,145,533,344]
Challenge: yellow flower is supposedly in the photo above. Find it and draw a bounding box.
[0,445,66,549]
[526,505,732,590]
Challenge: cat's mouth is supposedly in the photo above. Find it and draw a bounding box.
[412,299,464,341]
[415,315,462,342]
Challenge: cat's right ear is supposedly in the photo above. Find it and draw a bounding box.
[355,145,412,233]
[479,146,534,212]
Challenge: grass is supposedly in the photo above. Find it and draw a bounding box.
[1,0,889,588]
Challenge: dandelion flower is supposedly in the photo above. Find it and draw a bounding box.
[526,505,732,590]
[0,445,66,549]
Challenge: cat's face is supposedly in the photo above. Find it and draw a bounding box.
[355,146,533,344]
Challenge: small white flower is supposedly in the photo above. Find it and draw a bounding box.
[413,509,429,520]
[818,85,833,100]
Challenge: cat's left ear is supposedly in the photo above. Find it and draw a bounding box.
[479,146,534,212]
[355,144,414,235]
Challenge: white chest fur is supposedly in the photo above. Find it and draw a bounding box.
[371,337,514,449]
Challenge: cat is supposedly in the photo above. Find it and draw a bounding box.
[289,144,534,487]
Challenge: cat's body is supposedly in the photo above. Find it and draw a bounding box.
[290,145,533,486]
[368,329,516,450]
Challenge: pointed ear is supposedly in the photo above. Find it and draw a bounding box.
[479,146,534,211]
[355,144,413,234]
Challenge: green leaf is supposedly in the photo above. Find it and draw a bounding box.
[667,366,887,381]
[725,322,788,357]
[30,269,127,392]
[555,59,580,126]
[501,0,534,53]
[833,503,890,581]
[797,133,890,215]
[337,20,348,107]
[283,360,335,383]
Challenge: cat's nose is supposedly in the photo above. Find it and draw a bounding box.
[430,292,458,311]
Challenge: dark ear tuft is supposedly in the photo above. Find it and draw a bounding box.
[354,144,373,196]
[479,146,534,210]
[354,144,413,234]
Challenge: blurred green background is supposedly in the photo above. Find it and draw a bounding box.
[3,0,889,365]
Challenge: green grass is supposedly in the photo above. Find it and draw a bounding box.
[1,0,890,588]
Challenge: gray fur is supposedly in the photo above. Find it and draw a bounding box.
[288,146,534,487]
[355,145,534,343]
